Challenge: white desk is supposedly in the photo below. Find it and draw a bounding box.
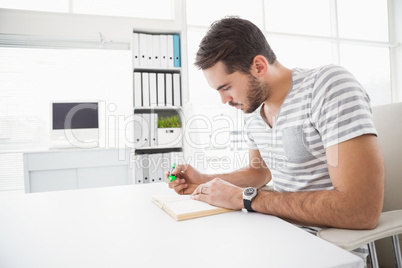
[0,184,363,268]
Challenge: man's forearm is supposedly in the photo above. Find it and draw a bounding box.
[204,166,271,188]
[253,189,378,229]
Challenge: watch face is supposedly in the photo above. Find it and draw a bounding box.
[244,188,255,196]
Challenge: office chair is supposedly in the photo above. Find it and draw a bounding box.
[317,102,402,268]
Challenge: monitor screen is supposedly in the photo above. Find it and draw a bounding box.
[52,102,99,130]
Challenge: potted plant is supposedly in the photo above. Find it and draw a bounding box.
[157,115,182,147]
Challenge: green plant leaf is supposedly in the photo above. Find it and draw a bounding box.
[157,115,181,128]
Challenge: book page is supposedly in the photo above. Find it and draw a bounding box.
[152,195,233,221]
[152,194,190,208]
[166,198,222,215]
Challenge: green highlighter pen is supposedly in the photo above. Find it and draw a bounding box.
[168,163,177,182]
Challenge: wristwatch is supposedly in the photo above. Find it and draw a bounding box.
[243,187,258,212]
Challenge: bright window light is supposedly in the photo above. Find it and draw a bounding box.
[0,0,174,20]
[264,0,331,36]
[268,36,333,68]
[0,0,68,12]
[186,0,263,28]
[340,44,391,105]
[72,0,174,20]
[187,30,222,108]
[337,0,389,41]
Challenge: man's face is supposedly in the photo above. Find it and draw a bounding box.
[203,61,271,114]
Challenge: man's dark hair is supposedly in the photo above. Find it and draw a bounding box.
[194,17,277,74]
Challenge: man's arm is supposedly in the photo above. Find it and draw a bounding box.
[251,134,384,229]
[167,149,271,194]
[205,149,271,188]
[193,134,384,229]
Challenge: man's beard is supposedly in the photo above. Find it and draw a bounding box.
[244,74,271,114]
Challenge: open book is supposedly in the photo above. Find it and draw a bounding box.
[152,195,234,221]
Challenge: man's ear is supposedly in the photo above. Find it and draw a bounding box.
[251,55,268,77]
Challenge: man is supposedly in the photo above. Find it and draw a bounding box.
[166,17,384,233]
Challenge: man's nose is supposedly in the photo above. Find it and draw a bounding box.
[220,91,232,104]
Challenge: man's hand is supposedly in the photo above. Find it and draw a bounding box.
[165,164,206,195]
[191,178,244,210]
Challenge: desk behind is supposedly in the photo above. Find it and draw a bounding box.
[0,183,363,268]
[23,148,132,193]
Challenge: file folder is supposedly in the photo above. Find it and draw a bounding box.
[133,114,142,148]
[160,35,168,68]
[165,73,173,106]
[146,34,153,67]
[157,73,165,106]
[142,154,150,183]
[139,33,147,68]
[149,153,163,183]
[134,72,142,107]
[167,35,174,68]
[149,73,157,107]
[150,113,158,147]
[149,153,157,183]
[134,154,144,184]
[155,153,164,182]
[132,33,140,68]
[134,114,148,148]
[173,34,181,67]
[141,113,151,147]
[162,152,171,176]
[173,73,181,106]
[152,35,161,68]
[142,72,150,107]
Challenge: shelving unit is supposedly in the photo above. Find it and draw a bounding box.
[131,29,186,184]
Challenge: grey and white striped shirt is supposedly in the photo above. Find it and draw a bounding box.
[244,64,377,193]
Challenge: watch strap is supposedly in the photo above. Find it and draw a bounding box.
[244,199,255,212]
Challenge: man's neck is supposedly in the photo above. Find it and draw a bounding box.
[261,63,292,127]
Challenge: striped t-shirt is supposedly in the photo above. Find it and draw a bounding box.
[244,64,377,193]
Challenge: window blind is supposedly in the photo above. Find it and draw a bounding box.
[0,33,129,50]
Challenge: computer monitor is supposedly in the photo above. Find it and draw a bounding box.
[50,101,100,148]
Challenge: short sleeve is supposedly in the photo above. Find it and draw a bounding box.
[311,65,377,148]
